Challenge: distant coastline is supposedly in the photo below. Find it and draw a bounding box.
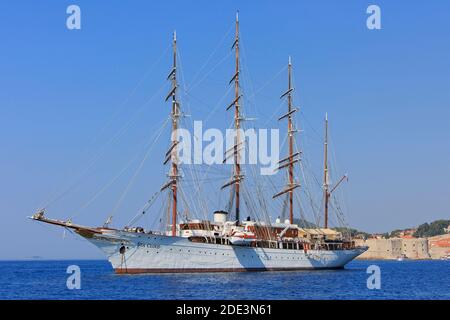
[348,220,450,260]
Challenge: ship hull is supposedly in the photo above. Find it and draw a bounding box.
[84,229,367,274]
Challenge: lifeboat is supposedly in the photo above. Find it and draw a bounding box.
[229,231,257,246]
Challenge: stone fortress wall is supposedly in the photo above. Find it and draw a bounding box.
[355,238,431,259]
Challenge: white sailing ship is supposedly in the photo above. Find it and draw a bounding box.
[32,13,367,273]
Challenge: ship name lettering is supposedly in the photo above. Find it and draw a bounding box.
[137,242,160,249]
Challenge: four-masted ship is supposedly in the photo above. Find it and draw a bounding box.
[31,13,367,273]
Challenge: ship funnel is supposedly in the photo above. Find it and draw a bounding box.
[213,210,228,224]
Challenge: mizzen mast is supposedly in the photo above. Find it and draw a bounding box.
[273,57,300,224]
[162,31,180,236]
[222,12,243,223]
[322,113,348,229]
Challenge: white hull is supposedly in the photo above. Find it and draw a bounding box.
[86,229,366,273]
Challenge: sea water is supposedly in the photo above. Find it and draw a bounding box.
[0,259,448,299]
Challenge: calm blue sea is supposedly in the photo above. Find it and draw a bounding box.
[0,260,448,300]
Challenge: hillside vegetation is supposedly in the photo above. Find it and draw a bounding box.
[413,220,450,238]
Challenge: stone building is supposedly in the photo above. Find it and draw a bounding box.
[355,238,430,259]
[428,234,450,259]
[400,238,429,259]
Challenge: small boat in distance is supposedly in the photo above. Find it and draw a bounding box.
[397,254,408,261]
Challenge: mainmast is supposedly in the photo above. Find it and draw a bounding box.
[162,31,180,236]
[222,12,243,223]
[287,57,295,225]
[323,113,329,229]
[273,57,300,224]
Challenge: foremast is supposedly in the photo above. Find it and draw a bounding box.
[273,57,300,224]
[222,12,243,223]
[162,31,180,236]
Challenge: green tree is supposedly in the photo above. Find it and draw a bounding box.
[413,220,450,237]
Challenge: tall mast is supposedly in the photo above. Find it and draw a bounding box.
[222,12,243,223]
[162,31,180,236]
[322,113,348,229]
[234,12,241,223]
[323,112,329,229]
[273,57,300,225]
[287,57,294,224]
[170,31,179,237]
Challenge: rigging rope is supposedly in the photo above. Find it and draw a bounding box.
[126,190,161,227]
[186,23,234,91]
[39,47,171,211]
[40,81,169,212]
[106,116,170,225]
[68,117,169,220]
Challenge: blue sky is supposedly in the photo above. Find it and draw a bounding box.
[1,0,449,259]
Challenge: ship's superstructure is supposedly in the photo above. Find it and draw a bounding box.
[31,13,367,273]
